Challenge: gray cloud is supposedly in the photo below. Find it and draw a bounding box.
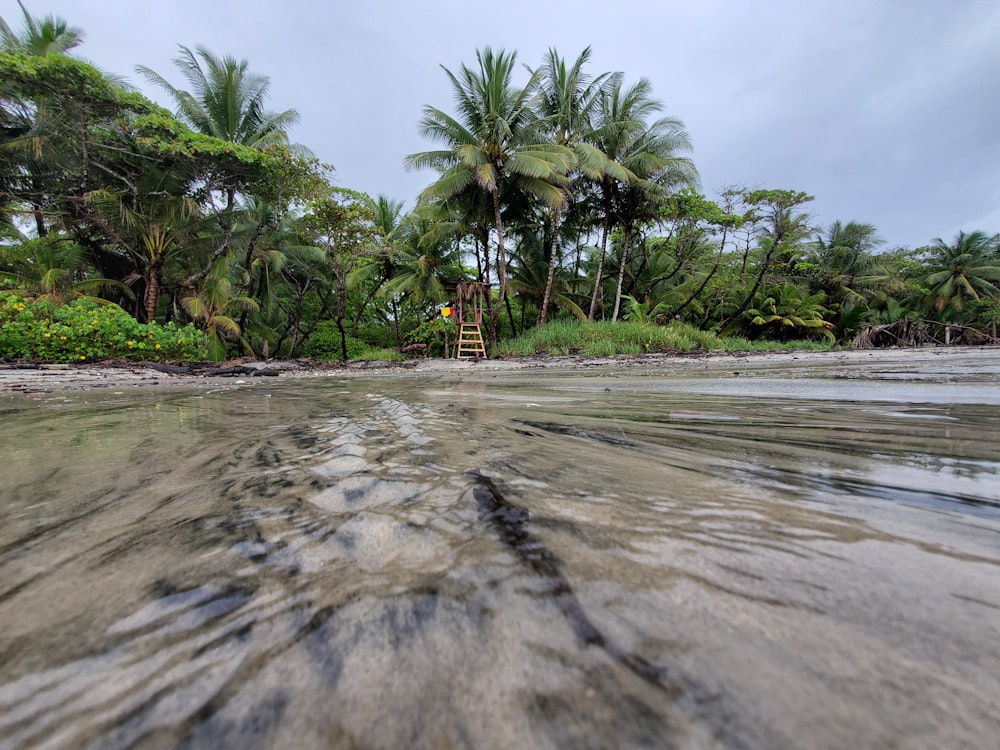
[7,0,998,247]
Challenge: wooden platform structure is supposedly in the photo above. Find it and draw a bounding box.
[451,282,488,359]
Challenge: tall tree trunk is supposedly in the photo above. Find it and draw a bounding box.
[336,275,348,361]
[538,207,562,326]
[610,222,635,322]
[144,260,162,323]
[490,189,507,343]
[588,195,612,320]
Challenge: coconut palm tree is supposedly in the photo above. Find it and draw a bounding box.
[84,189,202,322]
[0,234,128,305]
[138,46,299,149]
[607,118,698,321]
[380,205,467,305]
[745,284,835,341]
[0,1,83,56]
[587,78,662,320]
[532,47,625,325]
[138,46,300,208]
[405,47,574,339]
[924,230,1000,318]
[181,260,258,361]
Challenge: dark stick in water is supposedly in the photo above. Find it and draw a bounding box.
[466,470,674,690]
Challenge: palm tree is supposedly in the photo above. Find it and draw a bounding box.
[806,220,897,337]
[507,227,586,330]
[587,78,662,320]
[405,47,574,339]
[181,260,258,361]
[533,47,624,325]
[607,118,698,321]
[138,46,299,208]
[924,230,1000,318]
[745,284,834,342]
[0,1,83,56]
[1,3,85,238]
[0,234,128,305]
[809,222,886,297]
[138,46,299,149]
[84,189,202,322]
[379,205,467,305]
[717,189,814,333]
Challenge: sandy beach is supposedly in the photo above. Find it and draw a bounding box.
[2,346,999,396]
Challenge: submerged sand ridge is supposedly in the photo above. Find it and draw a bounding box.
[1,347,998,747]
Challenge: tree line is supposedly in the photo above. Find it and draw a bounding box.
[2,3,998,362]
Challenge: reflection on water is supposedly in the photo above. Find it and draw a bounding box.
[1,355,1000,748]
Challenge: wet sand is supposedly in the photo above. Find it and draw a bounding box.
[1,346,999,747]
[3,346,998,395]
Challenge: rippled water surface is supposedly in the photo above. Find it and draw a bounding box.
[2,352,999,748]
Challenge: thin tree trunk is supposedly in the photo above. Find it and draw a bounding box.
[588,197,612,320]
[719,243,778,332]
[491,189,507,342]
[538,207,562,326]
[611,223,635,322]
[336,275,348,361]
[674,223,729,319]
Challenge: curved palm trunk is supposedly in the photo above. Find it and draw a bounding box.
[674,223,730,319]
[538,207,562,326]
[719,243,778,333]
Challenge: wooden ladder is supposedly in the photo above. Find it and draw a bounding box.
[454,322,487,359]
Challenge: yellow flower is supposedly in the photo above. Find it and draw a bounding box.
[43,332,51,338]
[127,341,135,348]
[79,355,86,360]
[60,336,67,341]
[155,343,161,349]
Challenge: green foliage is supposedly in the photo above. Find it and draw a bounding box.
[493,319,724,357]
[0,292,206,362]
[745,285,835,342]
[405,316,455,357]
[301,321,366,361]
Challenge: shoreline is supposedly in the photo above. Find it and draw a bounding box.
[2,346,999,396]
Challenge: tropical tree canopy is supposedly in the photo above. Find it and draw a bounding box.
[1,9,997,366]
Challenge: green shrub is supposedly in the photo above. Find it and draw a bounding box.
[405,317,456,358]
[301,321,368,361]
[494,320,727,357]
[0,292,206,362]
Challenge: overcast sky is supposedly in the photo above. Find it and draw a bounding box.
[5,0,998,249]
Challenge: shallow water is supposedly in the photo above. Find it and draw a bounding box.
[2,352,999,748]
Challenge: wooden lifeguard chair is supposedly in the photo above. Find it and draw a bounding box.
[452,282,488,359]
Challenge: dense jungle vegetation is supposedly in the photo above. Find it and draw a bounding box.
[2,4,998,363]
